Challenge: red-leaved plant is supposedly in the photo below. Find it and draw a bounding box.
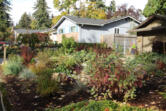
[21,46,34,65]
[87,53,145,101]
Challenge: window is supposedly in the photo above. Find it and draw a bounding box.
[70,26,76,32]
[59,29,64,34]
[114,28,119,34]
[53,32,57,35]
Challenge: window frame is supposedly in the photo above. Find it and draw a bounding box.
[114,28,119,34]
[59,28,64,34]
[70,26,77,33]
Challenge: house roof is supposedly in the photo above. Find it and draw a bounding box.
[52,16,141,29]
[135,15,166,29]
[14,28,50,34]
[129,15,166,33]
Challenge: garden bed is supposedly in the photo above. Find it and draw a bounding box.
[0,37,166,111]
[1,75,166,111]
[3,76,90,111]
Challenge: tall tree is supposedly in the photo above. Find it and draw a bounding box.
[112,4,142,21]
[73,2,107,19]
[110,0,116,13]
[54,0,78,14]
[89,0,106,10]
[0,0,11,39]
[107,0,116,19]
[143,0,166,17]
[52,12,67,26]
[17,12,32,29]
[33,0,51,29]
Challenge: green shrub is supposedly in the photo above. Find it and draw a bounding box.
[72,50,96,63]
[46,100,153,111]
[17,33,40,49]
[52,54,80,75]
[36,68,60,96]
[126,52,166,76]
[2,54,23,75]
[62,36,77,53]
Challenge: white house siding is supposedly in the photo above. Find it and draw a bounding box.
[57,19,79,34]
[79,26,104,43]
[103,19,138,35]
[79,19,139,43]
[51,19,80,42]
[50,31,57,42]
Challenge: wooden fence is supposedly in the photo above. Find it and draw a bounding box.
[102,34,137,54]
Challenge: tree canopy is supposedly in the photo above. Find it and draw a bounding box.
[112,4,142,21]
[52,0,142,26]
[0,0,11,39]
[107,0,116,19]
[17,12,32,29]
[54,0,77,14]
[33,0,51,29]
[73,2,107,19]
[52,12,67,26]
[143,0,166,17]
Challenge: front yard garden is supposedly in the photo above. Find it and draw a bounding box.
[0,36,166,111]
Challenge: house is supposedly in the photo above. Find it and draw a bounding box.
[131,15,166,54]
[51,16,141,44]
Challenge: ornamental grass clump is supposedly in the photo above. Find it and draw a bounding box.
[2,54,24,76]
[36,68,60,96]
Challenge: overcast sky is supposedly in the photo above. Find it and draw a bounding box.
[10,0,148,24]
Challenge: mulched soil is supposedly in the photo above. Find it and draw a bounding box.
[1,72,166,111]
[4,76,90,111]
[129,75,166,111]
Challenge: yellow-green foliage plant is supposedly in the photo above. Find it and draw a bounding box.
[46,100,154,111]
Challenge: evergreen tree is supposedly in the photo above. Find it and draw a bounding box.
[33,0,51,29]
[143,0,166,17]
[17,12,32,29]
[0,0,11,38]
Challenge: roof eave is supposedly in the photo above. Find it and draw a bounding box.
[103,16,141,26]
[135,14,166,30]
[78,23,103,27]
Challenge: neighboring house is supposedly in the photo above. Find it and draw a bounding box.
[51,16,141,44]
[131,15,166,54]
[13,28,49,41]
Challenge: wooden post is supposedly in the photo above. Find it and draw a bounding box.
[142,37,143,53]
[3,44,7,63]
